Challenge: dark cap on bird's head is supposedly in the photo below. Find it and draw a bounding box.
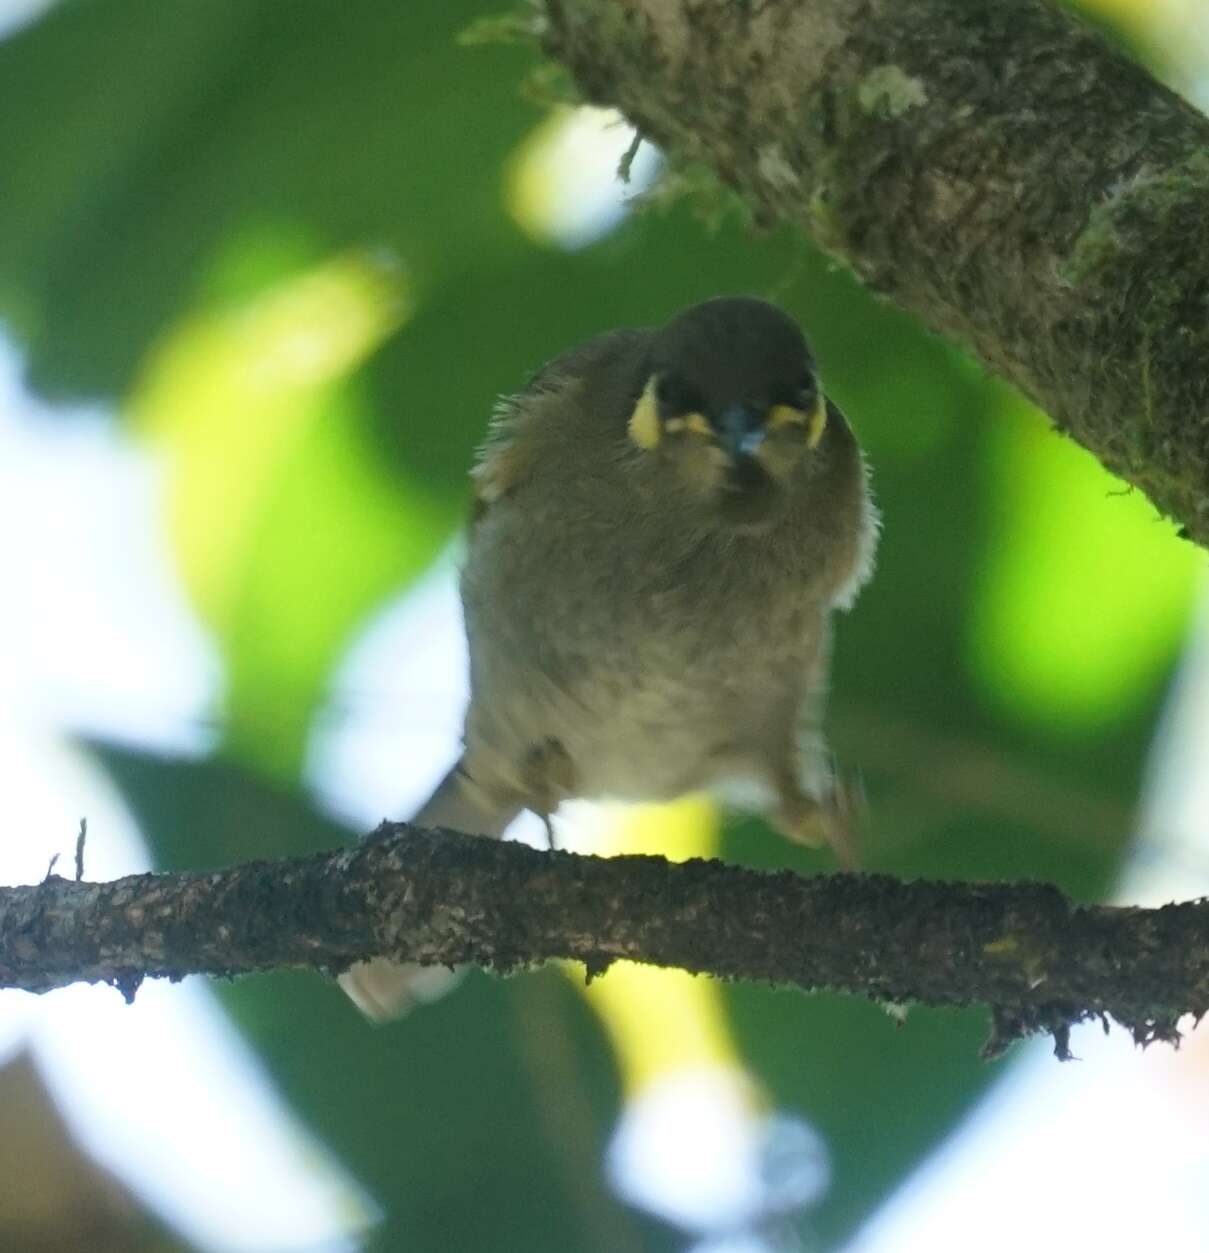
[651,297,814,412]
[627,297,827,492]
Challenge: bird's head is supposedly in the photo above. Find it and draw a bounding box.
[626,297,827,528]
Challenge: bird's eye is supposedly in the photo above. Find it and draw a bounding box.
[655,373,700,417]
[793,374,818,413]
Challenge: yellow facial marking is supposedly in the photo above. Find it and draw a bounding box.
[768,394,828,449]
[628,376,661,449]
[663,413,710,437]
[629,376,714,448]
[768,403,805,431]
[807,394,827,448]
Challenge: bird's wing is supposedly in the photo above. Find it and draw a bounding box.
[469,327,648,519]
[822,398,880,611]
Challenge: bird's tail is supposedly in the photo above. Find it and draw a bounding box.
[338,762,522,1021]
[410,763,520,840]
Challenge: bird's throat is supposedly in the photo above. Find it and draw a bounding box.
[716,456,782,529]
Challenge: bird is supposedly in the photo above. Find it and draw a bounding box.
[340,295,879,1019]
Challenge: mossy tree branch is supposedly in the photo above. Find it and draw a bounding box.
[542,0,1209,544]
[2,823,1207,1059]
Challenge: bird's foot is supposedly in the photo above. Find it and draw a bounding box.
[774,774,865,869]
[521,738,574,851]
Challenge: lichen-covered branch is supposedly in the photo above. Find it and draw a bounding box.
[542,0,1209,545]
[2,823,1208,1057]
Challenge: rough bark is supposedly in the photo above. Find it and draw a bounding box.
[542,0,1209,544]
[3,823,1207,1058]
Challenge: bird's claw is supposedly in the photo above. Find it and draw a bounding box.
[775,771,865,869]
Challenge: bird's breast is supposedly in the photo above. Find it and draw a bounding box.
[461,504,835,802]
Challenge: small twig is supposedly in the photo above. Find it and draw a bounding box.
[616,130,642,183]
[74,818,87,883]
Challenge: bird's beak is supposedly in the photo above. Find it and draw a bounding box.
[714,403,767,460]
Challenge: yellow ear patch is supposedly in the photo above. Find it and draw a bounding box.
[807,395,827,448]
[769,395,828,448]
[628,376,661,449]
[767,404,803,430]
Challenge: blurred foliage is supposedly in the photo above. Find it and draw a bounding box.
[970,395,1200,736]
[129,243,453,776]
[0,1050,192,1252]
[3,0,1204,1250]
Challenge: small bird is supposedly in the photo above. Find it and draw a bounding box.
[341,296,878,1019]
